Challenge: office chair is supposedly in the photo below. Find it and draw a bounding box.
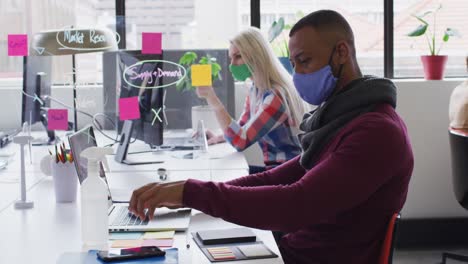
[379,213,400,264]
[441,130,468,264]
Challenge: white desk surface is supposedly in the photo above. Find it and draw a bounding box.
[0,131,283,264]
[106,142,249,172]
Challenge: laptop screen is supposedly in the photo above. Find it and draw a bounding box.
[68,125,106,183]
[68,125,113,204]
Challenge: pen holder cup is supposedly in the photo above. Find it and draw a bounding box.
[51,161,78,203]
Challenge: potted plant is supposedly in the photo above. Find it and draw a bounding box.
[176,51,223,130]
[269,17,291,73]
[268,12,304,74]
[407,4,460,80]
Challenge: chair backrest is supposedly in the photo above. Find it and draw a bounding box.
[378,213,400,264]
[448,130,468,210]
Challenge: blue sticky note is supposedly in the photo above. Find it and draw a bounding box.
[109,232,144,240]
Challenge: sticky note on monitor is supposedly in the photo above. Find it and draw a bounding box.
[47,109,68,130]
[191,64,212,86]
[142,32,162,54]
[119,96,140,121]
[8,34,28,56]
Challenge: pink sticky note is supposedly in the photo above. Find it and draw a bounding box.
[119,96,140,121]
[141,239,173,248]
[47,109,68,130]
[8,34,28,56]
[142,32,162,54]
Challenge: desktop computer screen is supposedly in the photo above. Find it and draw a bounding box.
[103,49,234,159]
[22,56,52,124]
[21,56,55,145]
[117,50,165,147]
[103,49,235,131]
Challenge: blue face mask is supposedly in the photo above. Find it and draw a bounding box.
[292,49,343,105]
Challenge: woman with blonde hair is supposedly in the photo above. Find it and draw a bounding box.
[196,27,307,173]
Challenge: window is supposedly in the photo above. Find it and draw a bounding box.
[0,0,116,84]
[1,0,465,82]
[258,0,385,77]
[393,0,468,78]
[124,0,250,50]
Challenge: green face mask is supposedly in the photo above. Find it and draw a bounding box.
[229,63,252,81]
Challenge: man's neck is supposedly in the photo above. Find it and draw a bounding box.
[336,71,363,92]
[335,61,362,89]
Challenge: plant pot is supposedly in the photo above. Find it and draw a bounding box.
[278,57,293,75]
[191,105,219,131]
[421,55,448,80]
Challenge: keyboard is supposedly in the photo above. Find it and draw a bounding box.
[110,206,149,226]
[164,137,193,146]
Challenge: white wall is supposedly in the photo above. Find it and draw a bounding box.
[1,78,467,219]
[396,79,468,219]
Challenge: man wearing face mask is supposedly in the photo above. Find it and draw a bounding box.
[128,10,414,264]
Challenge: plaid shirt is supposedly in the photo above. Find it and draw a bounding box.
[224,86,301,168]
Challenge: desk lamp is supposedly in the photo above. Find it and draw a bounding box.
[29,27,118,131]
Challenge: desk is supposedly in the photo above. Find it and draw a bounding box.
[0,132,283,264]
[105,143,249,172]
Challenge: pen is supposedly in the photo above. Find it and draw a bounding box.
[60,144,66,163]
[54,144,59,163]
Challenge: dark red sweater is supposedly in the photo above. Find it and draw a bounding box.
[183,104,414,264]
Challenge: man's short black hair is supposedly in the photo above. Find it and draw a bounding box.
[289,9,355,48]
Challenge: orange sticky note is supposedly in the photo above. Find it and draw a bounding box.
[111,240,143,248]
[191,64,212,86]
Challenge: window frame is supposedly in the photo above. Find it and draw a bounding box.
[113,0,465,79]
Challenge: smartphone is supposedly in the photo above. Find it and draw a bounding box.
[96,246,165,262]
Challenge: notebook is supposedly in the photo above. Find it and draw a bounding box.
[196,228,256,245]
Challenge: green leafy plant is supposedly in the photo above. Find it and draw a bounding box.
[176,51,222,92]
[268,17,289,57]
[268,12,304,58]
[407,4,460,55]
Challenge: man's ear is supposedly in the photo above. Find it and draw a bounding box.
[335,40,350,65]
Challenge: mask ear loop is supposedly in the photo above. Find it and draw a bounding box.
[325,45,345,102]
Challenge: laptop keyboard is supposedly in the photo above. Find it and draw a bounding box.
[164,137,193,147]
[110,206,149,226]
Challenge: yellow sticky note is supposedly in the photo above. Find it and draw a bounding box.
[191,64,212,86]
[143,230,175,240]
[111,239,143,248]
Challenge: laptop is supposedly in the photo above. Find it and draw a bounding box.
[68,125,191,232]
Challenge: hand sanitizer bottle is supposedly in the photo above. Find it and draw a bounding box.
[80,146,113,250]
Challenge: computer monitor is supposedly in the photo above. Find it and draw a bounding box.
[117,50,165,148]
[103,49,235,131]
[21,56,56,145]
